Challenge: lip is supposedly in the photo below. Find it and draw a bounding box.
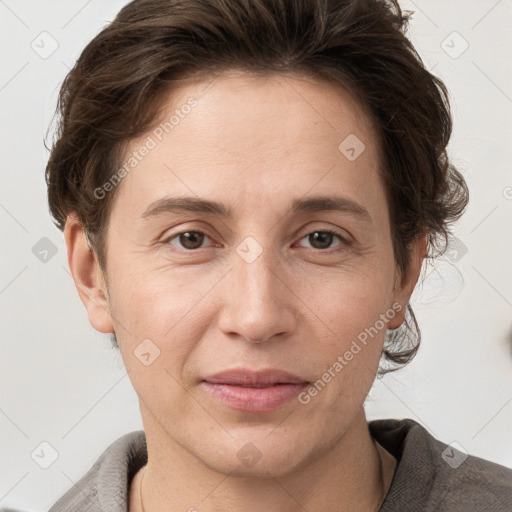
[202,368,308,387]
[201,368,309,413]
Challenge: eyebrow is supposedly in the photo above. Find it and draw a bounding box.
[141,194,372,223]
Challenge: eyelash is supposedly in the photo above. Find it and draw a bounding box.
[162,228,351,253]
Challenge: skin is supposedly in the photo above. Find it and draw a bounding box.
[65,70,426,512]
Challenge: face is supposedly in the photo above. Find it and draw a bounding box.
[74,71,422,477]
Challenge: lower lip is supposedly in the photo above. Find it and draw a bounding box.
[201,382,308,412]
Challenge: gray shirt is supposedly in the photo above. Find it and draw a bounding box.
[48,418,512,511]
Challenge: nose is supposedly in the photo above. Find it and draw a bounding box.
[217,243,297,344]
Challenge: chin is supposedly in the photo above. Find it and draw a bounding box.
[199,432,314,478]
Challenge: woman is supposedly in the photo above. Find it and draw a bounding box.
[45,0,512,510]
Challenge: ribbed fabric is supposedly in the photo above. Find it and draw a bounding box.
[48,418,512,511]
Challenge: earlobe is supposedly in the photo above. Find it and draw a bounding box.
[387,234,427,330]
[64,213,114,334]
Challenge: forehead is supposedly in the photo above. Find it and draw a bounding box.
[112,70,385,219]
[153,70,379,151]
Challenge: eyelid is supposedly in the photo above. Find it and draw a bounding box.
[294,228,351,252]
[161,224,352,253]
[297,223,352,242]
[161,227,217,249]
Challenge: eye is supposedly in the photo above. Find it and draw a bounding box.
[164,230,213,251]
[162,228,351,253]
[296,229,349,251]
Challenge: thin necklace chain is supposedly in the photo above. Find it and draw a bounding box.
[139,445,386,512]
[139,465,147,512]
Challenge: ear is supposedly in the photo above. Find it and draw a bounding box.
[64,213,114,333]
[387,233,427,329]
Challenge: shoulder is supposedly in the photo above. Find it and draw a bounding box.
[47,430,147,512]
[369,418,512,511]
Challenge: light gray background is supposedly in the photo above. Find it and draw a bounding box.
[1,0,511,510]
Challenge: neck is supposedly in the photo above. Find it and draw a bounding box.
[130,408,396,512]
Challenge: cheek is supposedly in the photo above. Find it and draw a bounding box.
[294,258,396,395]
[110,255,204,322]
[302,262,395,338]
[108,258,223,368]
[108,264,210,411]
[292,275,394,433]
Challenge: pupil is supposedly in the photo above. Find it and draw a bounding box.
[181,232,203,249]
[310,232,332,249]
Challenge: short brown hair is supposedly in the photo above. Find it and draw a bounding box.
[45,0,469,373]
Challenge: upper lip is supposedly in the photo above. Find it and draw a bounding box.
[202,368,308,387]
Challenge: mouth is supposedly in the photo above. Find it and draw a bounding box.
[201,368,309,412]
